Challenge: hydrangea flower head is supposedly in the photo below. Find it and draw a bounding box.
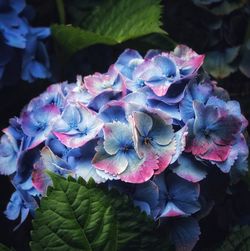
[0,45,248,251]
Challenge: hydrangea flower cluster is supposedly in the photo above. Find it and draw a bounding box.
[0,45,248,248]
[0,0,51,86]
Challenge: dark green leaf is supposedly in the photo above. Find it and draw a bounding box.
[51,25,116,56]
[0,244,14,251]
[216,225,250,250]
[52,0,167,56]
[30,172,169,251]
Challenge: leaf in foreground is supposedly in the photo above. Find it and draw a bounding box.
[30,172,168,251]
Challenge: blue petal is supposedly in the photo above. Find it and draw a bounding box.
[10,0,25,13]
[180,81,213,122]
[60,105,81,131]
[115,49,142,79]
[132,111,153,137]
[154,55,177,77]
[30,61,50,79]
[144,49,161,59]
[46,135,69,158]
[30,27,51,39]
[103,122,133,155]
[167,173,200,215]
[148,100,182,121]
[14,146,41,184]
[99,102,127,123]
[88,91,122,112]
[134,200,151,215]
[134,180,159,209]
[169,217,200,251]
[149,113,174,145]
[173,153,207,182]
[4,191,22,220]
[0,134,17,175]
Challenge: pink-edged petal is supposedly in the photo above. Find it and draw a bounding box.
[213,143,238,173]
[154,138,176,174]
[32,161,52,195]
[160,202,186,217]
[28,127,52,149]
[84,72,111,96]
[199,143,231,162]
[119,152,158,183]
[146,80,172,97]
[54,105,103,148]
[84,65,122,96]
[53,128,99,148]
[92,149,128,175]
[32,104,61,125]
[171,45,205,74]
[173,154,207,183]
[191,136,210,156]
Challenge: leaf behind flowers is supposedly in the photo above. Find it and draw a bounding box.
[52,0,171,57]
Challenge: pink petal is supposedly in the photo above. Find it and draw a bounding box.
[160,202,186,217]
[119,153,159,183]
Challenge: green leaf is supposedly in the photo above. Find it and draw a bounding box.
[30,172,169,251]
[52,0,167,56]
[216,225,250,251]
[51,25,116,56]
[204,47,240,79]
[82,0,164,42]
[0,244,15,251]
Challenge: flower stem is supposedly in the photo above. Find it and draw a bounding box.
[56,0,66,24]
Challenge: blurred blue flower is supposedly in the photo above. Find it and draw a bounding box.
[5,186,38,229]
[0,0,51,86]
[21,27,51,83]
[0,0,27,48]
